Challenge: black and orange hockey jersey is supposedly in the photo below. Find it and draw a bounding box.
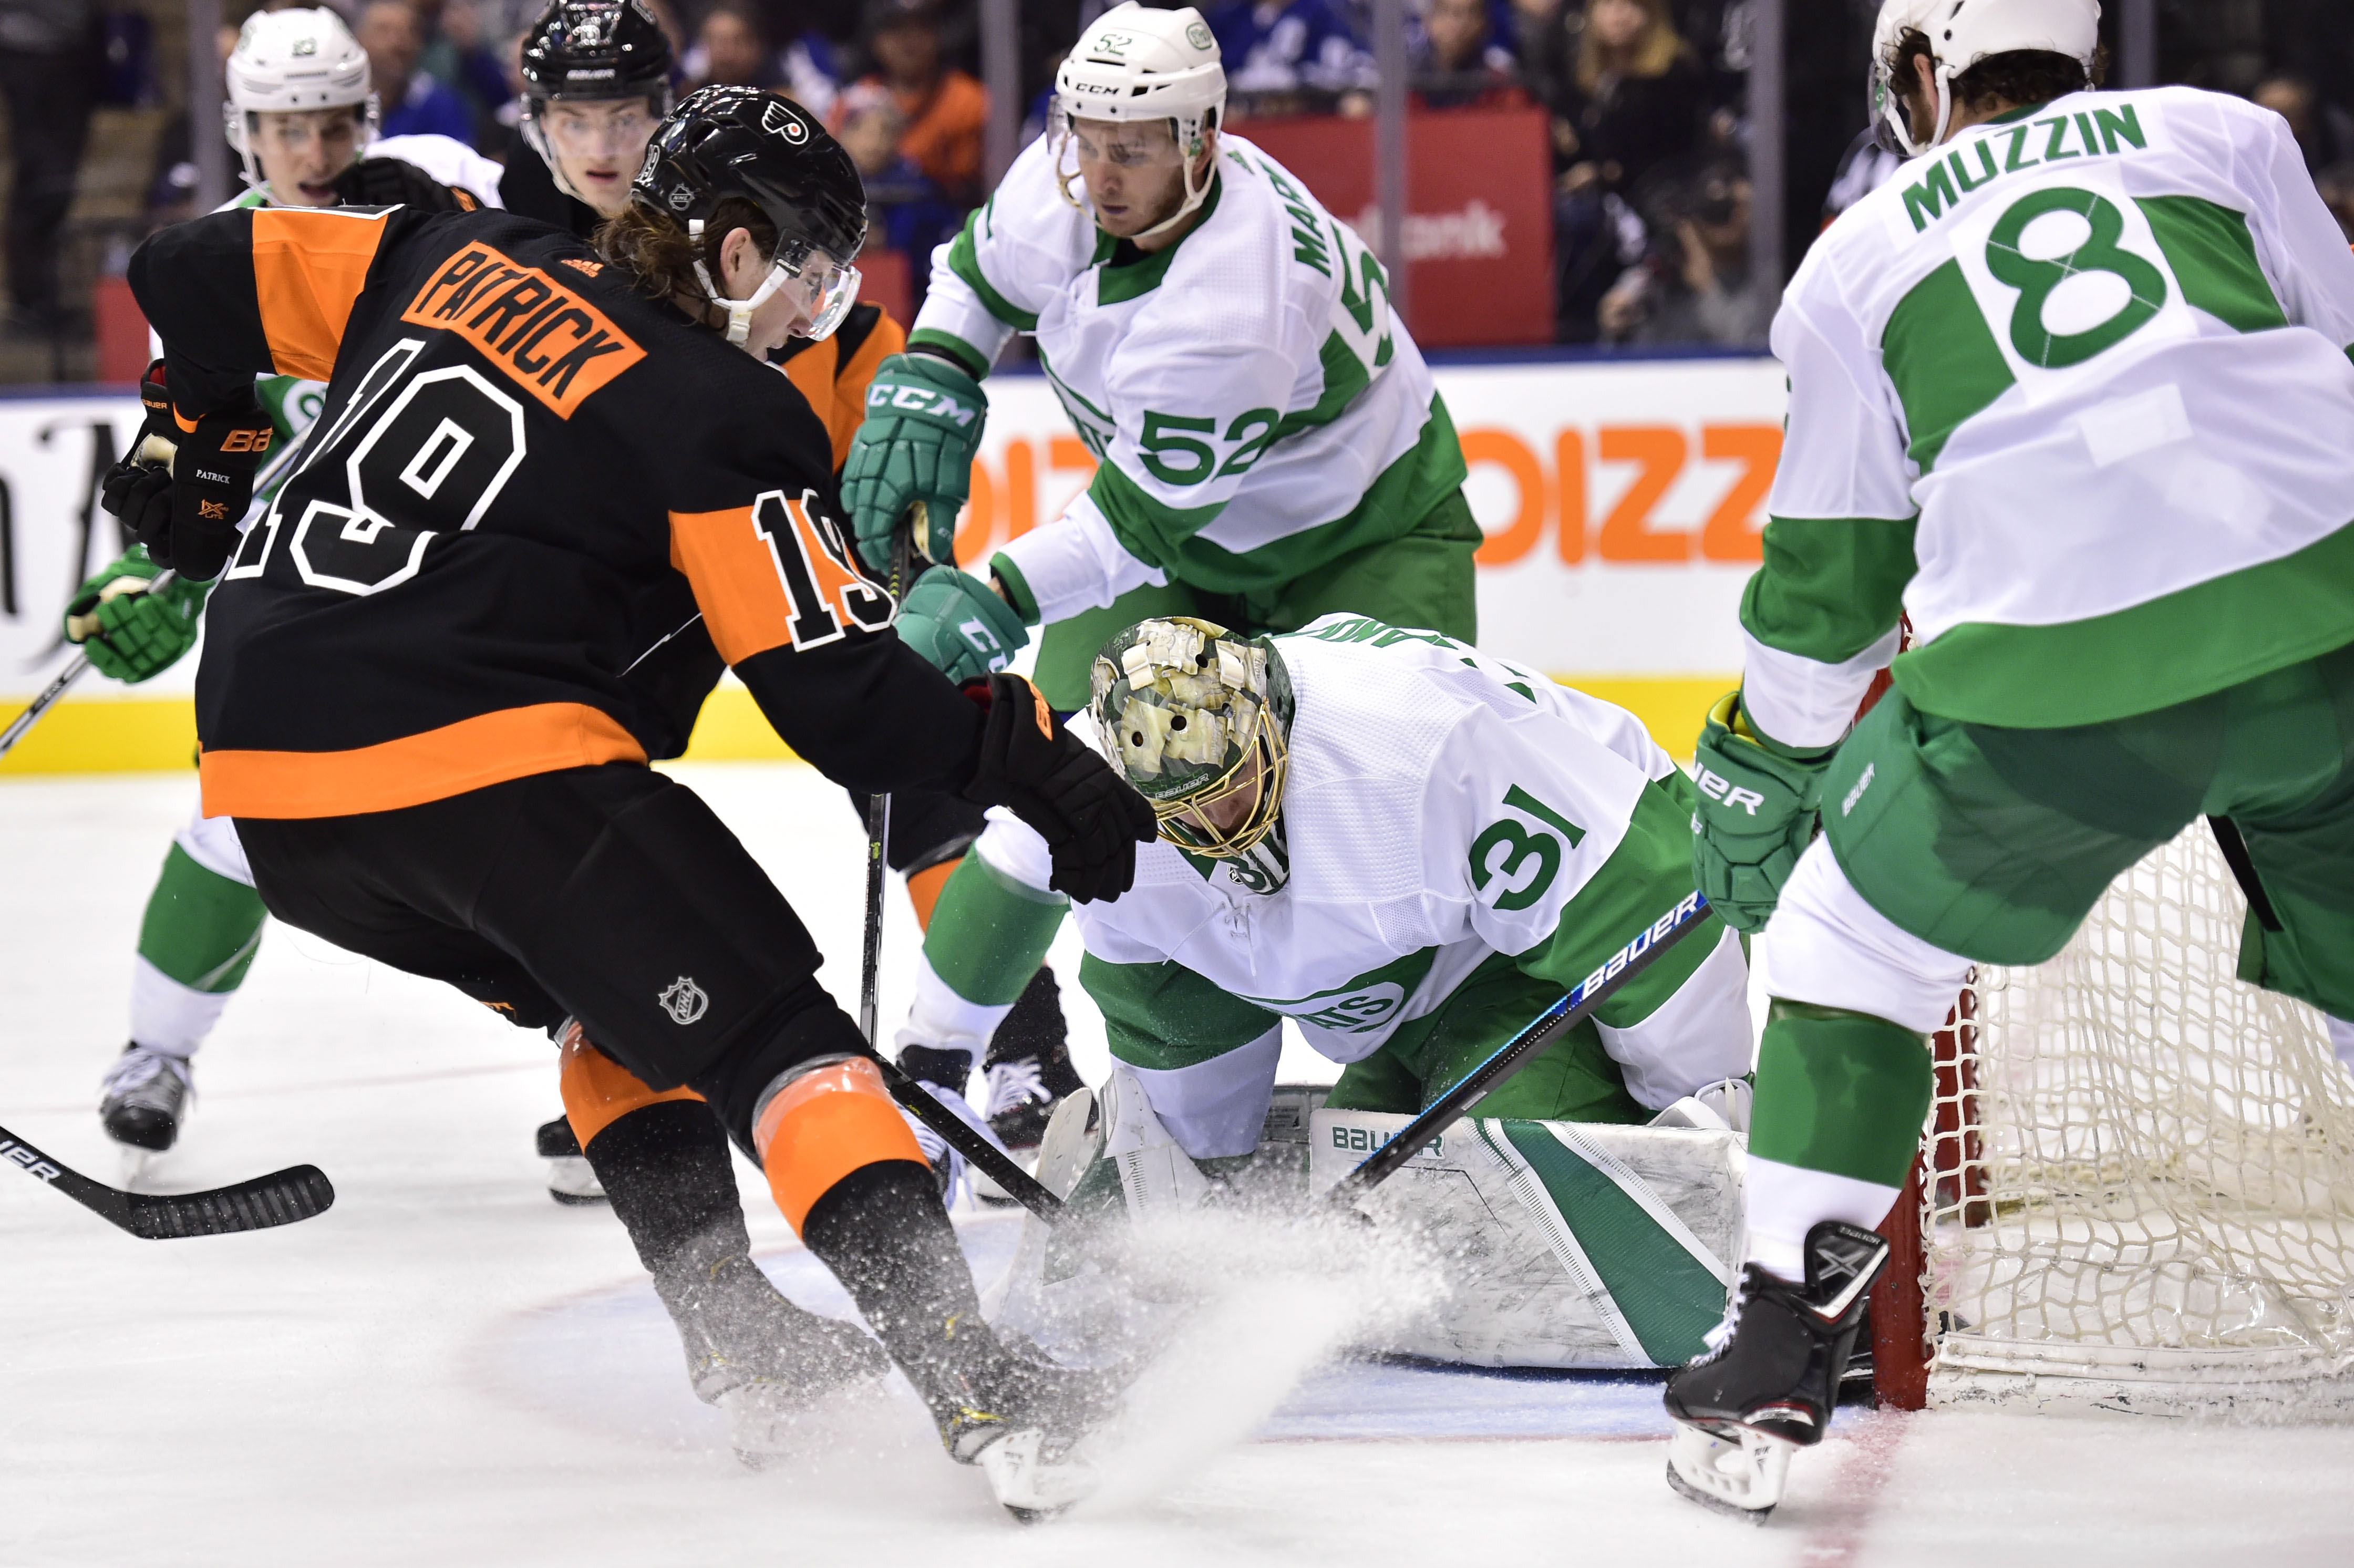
[127,203,980,818]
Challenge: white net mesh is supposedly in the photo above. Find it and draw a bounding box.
[1921,823,2354,1412]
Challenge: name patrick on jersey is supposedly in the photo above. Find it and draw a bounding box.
[400,244,647,416]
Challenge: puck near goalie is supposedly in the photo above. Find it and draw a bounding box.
[837,3,1485,1173]
[1666,0,2354,1520]
[905,615,1759,1364]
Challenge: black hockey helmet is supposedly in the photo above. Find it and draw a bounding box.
[520,0,674,106]
[634,85,869,342]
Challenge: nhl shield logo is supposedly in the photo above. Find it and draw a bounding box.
[658,976,709,1025]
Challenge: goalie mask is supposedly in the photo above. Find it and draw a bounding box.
[1090,617,1293,861]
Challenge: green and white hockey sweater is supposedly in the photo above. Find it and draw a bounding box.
[912,618,1752,1109]
[1748,86,2354,745]
[910,134,1467,623]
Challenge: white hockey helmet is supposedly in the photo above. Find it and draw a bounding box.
[223,7,379,187]
[1870,0,2100,157]
[1052,2,1226,241]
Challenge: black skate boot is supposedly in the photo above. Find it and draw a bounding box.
[912,1318,1125,1520]
[99,1044,192,1183]
[534,1114,607,1205]
[1662,1220,1889,1521]
[654,1241,893,1468]
[975,967,1081,1205]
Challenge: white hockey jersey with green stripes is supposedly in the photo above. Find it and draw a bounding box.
[1748,86,2354,744]
[911,134,1464,622]
[927,618,1752,1110]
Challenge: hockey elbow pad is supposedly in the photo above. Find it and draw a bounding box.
[958,673,1155,904]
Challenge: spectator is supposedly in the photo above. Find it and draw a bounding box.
[1207,0,1374,116]
[690,2,779,87]
[358,0,478,143]
[1550,0,1706,341]
[416,0,517,147]
[2253,74,2354,173]
[1412,0,1530,112]
[1508,0,1574,112]
[835,79,961,302]
[2316,162,2354,244]
[851,0,987,205]
[1596,152,1770,347]
[0,0,100,335]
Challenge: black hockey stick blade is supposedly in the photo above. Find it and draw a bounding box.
[1320,891,1717,1211]
[871,1055,1067,1223]
[0,1123,334,1240]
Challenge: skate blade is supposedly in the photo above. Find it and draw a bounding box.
[975,1426,1098,1521]
[1665,1420,1789,1522]
[544,1156,606,1205]
[117,1146,153,1190]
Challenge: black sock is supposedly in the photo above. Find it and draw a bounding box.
[800,1160,989,1395]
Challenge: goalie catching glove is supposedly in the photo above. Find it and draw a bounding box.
[99,360,273,583]
[63,545,209,683]
[961,672,1154,904]
[842,351,985,571]
[1689,690,1837,934]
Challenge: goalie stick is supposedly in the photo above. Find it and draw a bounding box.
[0,1122,334,1239]
[1320,890,1718,1212]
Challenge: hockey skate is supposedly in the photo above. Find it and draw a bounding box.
[920,1328,1125,1521]
[1662,1220,1890,1521]
[657,1248,892,1468]
[974,967,1082,1205]
[899,1076,1015,1211]
[98,1044,192,1184]
[534,1114,606,1205]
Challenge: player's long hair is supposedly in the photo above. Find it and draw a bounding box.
[1575,0,1685,94]
[1885,28,2107,119]
[595,196,779,307]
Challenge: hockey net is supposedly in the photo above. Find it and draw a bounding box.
[1874,822,2354,1417]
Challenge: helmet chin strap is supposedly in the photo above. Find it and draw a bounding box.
[1893,64,1957,158]
[1051,122,1215,243]
[687,218,787,346]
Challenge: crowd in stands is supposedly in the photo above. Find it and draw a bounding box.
[11,0,2354,364]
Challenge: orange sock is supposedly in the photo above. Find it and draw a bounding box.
[557,1022,704,1149]
[752,1057,925,1234]
[905,856,959,931]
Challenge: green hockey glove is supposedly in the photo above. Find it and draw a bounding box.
[895,565,1029,685]
[842,352,985,571]
[63,545,210,684]
[1690,690,1837,934]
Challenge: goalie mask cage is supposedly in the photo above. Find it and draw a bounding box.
[1868,821,2354,1417]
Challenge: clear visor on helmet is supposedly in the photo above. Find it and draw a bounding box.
[1052,106,1190,171]
[1153,716,1287,858]
[531,96,659,157]
[768,238,861,341]
[1867,55,1911,156]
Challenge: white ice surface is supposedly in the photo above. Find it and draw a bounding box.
[4,765,2353,1565]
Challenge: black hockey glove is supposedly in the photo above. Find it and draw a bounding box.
[99,359,273,582]
[959,672,1155,904]
[333,157,476,212]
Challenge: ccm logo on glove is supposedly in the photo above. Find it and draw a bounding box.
[1694,767,1765,815]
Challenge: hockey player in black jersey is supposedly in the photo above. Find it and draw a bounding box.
[504,2,1082,1198]
[110,85,1152,1512]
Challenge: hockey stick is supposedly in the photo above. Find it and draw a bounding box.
[0,566,183,762]
[855,502,922,1047]
[1320,890,1718,1213]
[0,1122,334,1240]
[873,1053,1064,1220]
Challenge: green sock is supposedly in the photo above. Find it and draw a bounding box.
[920,852,1066,1007]
[1747,1000,1930,1188]
[138,843,268,993]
